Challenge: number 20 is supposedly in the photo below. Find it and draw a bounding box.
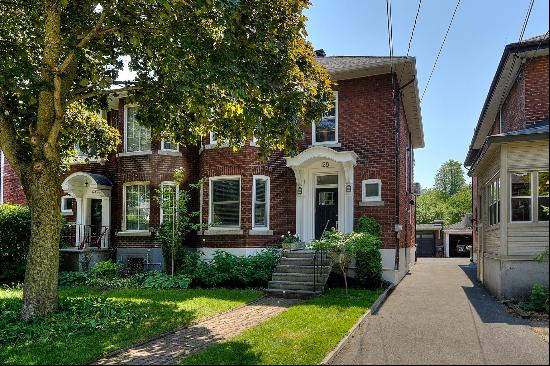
[321,161,330,168]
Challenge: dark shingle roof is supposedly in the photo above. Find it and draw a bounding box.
[315,56,412,73]
[89,174,113,187]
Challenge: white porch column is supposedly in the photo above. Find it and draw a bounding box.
[293,168,306,241]
[343,161,354,234]
[101,197,111,248]
[75,197,83,247]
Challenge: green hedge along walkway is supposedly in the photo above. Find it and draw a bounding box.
[93,297,299,365]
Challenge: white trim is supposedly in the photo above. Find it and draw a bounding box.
[117,150,153,157]
[208,175,241,228]
[61,196,73,216]
[124,104,151,153]
[209,132,217,145]
[0,150,4,204]
[252,175,270,229]
[159,181,179,225]
[122,181,151,232]
[509,172,533,223]
[312,91,338,145]
[362,179,382,202]
[160,139,179,152]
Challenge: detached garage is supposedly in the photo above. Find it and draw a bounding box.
[416,222,444,257]
[416,215,473,258]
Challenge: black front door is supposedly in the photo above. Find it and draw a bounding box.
[90,199,102,240]
[315,188,338,239]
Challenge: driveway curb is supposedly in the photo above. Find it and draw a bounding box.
[320,283,397,365]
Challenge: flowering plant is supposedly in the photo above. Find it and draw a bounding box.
[280,232,300,249]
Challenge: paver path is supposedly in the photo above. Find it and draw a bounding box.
[94,297,298,365]
[329,258,549,365]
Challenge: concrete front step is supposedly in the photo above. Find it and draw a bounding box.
[283,250,315,259]
[268,280,323,291]
[274,264,332,274]
[279,257,314,266]
[265,288,323,299]
[272,272,326,283]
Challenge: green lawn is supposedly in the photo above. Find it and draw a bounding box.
[180,288,383,365]
[0,287,261,365]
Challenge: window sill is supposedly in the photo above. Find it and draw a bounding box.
[204,143,230,150]
[249,229,273,236]
[116,231,152,237]
[70,159,105,165]
[203,228,244,236]
[61,210,73,216]
[117,150,153,157]
[158,150,182,157]
[310,142,341,148]
[359,200,384,207]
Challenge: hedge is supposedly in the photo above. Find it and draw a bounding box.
[0,204,31,281]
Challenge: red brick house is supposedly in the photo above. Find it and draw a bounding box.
[465,34,549,298]
[1,54,424,283]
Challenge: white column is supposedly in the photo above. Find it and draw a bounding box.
[75,197,83,247]
[445,232,450,258]
[101,197,111,248]
[343,162,354,233]
[293,168,305,241]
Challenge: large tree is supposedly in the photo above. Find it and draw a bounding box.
[0,0,332,320]
[434,159,466,197]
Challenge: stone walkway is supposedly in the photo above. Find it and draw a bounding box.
[93,297,299,365]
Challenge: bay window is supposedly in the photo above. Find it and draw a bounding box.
[253,176,270,228]
[510,172,532,222]
[125,106,151,152]
[538,171,549,222]
[124,183,150,231]
[210,177,241,227]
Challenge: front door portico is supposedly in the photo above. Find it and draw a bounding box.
[285,146,357,243]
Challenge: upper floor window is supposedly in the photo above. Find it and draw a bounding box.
[362,179,382,202]
[125,106,151,152]
[487,177,500,226]
[253,176,270,228]
[209,177,240,227]
[538,171,549,222]
[313,92,338,145]
[124,182,150,231]
[161,140,179,152]
[510,172,532,222]
[209,132,218,145]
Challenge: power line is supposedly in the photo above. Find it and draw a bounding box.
[386,0,395,90]
[407,0,423,56]
[421,0,462,102]
[518,0,535,42]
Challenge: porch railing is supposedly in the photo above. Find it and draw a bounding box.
[61,224,110,249]
[313,220,332,293]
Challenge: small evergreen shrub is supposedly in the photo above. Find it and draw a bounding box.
[351,232,383,287]
[355,216,382,238]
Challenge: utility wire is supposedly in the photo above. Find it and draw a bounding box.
[420,0,461,102]
[518,0,535,42]
[407,0,423,56]
[386,0,395,90]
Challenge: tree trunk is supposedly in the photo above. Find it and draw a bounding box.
[20,167,61,321]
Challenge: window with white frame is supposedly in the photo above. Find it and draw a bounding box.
[161,140,179,152]
[209,132,217,145]
[510,172,532,222]
[252,176,270,228]
[124,183,150,231]
[210,177,240,227]
[125,106,151,152]
[487,177,500,226]
[362,179,382,202]
[537,171,549,222]
[313,92,338,144]
[160,182,178,224]
[61,196,73,215]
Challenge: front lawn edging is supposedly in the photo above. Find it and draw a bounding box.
[320,283,396,365]
[90,294,267,364]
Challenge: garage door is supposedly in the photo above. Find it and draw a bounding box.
[416,232,435,257]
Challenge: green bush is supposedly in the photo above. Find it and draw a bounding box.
[58,271,90,287]
[0,204,31,281]
[351,232,383,287]
[520,284,549,313]
[355,216,382,237]
[90,260,122,280]
[142,272,191,289]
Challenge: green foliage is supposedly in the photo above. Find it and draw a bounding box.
[142,272,191,289]
[520,284,549,313]
[355,216,382,237]
[535,248,549,263]
[192,249,280,288]
[90,260,122,280]
[280,232,301,249]
[58,272,89,287]
[0,205,31,281]
[416,185,472,225]
[434,159,467,197]
[350,232,383,288]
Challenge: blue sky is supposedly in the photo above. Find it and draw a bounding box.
[304,0,549,189]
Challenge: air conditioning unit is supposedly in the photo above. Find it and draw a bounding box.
[413,182,422,195]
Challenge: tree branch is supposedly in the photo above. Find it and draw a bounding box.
[0,95,27,175]
[67,85,141,104]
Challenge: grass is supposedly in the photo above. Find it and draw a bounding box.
[180,288,383,365]
[0,286,261,365]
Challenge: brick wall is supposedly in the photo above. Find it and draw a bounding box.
[1,155,27,204]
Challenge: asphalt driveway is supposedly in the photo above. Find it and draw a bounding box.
[328,258,549,365]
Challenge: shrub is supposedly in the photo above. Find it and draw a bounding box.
[58,271,90,287]
[520,284,549,313]
[142,272,191,289]
[351,232,383,288]
[355,216,382,238]
[90,260,122,280]
[0,205,31,281]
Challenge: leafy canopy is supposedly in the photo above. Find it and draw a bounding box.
[0,0,332,170]
[434,160,467,197]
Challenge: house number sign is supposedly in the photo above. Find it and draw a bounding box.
[321,161,330,168]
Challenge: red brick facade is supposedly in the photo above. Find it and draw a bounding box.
[1,65,419,259]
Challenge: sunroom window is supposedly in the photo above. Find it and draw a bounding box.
[538,171,549,222]
[125,106,151,152]
[210,178,240,227]
[510,172,532,222]
[124,183,150,231]
[488,177,500,226]
[313,92,338,144]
